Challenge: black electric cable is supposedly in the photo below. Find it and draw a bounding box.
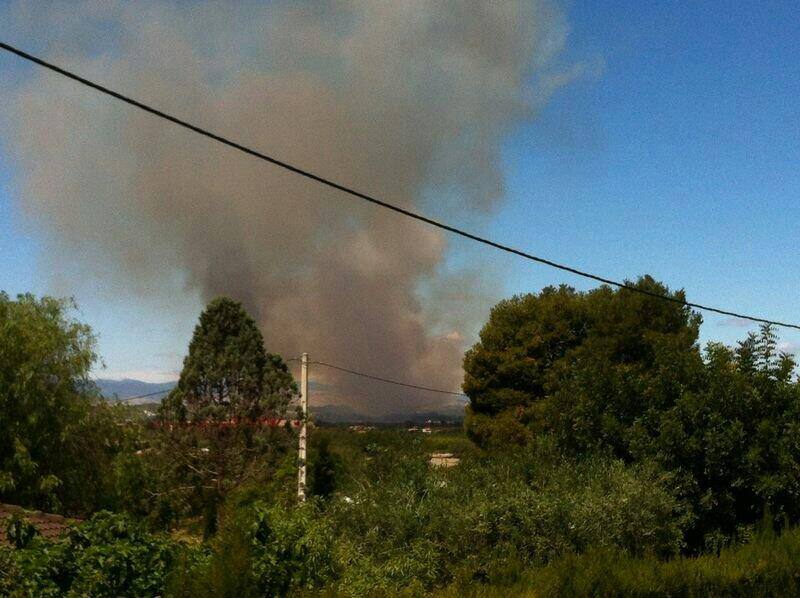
[311,360,466,397]
[2,41,798,330]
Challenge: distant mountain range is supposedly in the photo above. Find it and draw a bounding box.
[96,378,176,404]
[311,403,466,424]
[96,378,467,422]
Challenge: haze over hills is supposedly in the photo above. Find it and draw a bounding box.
[96,378,466,422]
[96,378,175,404]
[311,402,466,425]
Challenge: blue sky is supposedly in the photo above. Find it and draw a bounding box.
[1,1,799,381]
[487,0,800,350]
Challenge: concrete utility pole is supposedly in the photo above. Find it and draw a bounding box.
[297,352,308,502]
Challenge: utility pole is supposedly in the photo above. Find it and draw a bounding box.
[297,352,308,502]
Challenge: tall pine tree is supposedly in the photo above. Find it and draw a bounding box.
[160,297,295,423]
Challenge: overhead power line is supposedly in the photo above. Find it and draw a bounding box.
[1,41,798,331]
[288,357,465,397]
[90,374,172,402]
[114,389,172,403]
[106,360,463,403]
[311,360,466,397]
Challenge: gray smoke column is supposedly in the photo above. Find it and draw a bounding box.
[1,1,580,413]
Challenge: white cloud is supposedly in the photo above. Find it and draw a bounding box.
[719,317,755,328]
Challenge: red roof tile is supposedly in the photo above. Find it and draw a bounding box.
[0,503,82,544]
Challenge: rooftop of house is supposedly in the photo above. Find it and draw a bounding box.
[0,503,82,544]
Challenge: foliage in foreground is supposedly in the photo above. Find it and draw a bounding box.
[0,511,204,598]
[464,278,800,547]
[167,436,690,596]
[0,437,689,597]
[6,287,800,595]
[6,433,800,597]
[0,292,136,515]
[438,523,800,597]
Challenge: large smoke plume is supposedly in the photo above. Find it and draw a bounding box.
[2,1,578,413]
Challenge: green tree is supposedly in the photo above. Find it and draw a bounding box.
[309,435,341,499]
[156,297,297,534]
[465,279,800,548]
[161,297,295,424]
[463,276,703,452]
[0,292,123,514]
[629,325,800,548]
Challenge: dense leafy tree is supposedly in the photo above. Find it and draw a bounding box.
[629,325,800,547]
[465,279,800,547]
[0,292,125,514]
[463,276,703,450]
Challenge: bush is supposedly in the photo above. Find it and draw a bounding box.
[318,438,689,593]
[4,515,38,549]
[447,524,800,597]
[168,501,336,597]
[163,435,687,595]
[0,511,201,597]
[3,427,796,596]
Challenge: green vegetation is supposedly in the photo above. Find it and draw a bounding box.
[159,297,296,424]
[1,511,204,597]
[3,287,800,595]
[464,278,800,549]
[438,524,800,596]
[0,292,133,514]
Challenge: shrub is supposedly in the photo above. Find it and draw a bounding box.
[4,515,38,549]
[457,523,800,597]
[164,435,687,595]
[1,511,200,597]
[168,500,337,597]
[320,438,689,593]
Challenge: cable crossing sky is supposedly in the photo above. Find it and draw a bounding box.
[113,389,172,403]
[115,358,466,402]
[1,40,798,331]
[310,361,467,397]
[285,357,465,396]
